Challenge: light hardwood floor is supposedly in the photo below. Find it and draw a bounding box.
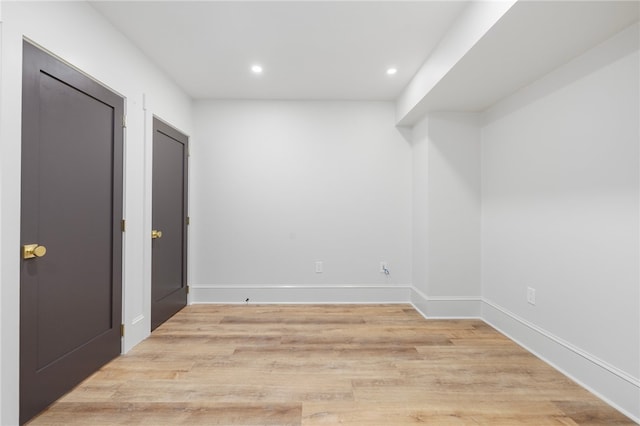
[29,304,635,425]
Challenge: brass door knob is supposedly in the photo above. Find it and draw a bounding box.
[152,230,163,239]
[23,244,47,259]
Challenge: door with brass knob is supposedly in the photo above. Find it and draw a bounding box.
[19,41,124,424]
[151,118,188,331]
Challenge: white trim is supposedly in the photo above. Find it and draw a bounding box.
[411,287,482,319]
[482,298,640,423]
[122,314,148,354]
[121,92,150,355]
[483,298,639,387]
[192,285,483,317]
[190,284,412,305]
[131,314,145,325]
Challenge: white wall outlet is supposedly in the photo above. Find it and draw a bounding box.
[315,261,323,273]
[527,287,536,305]
[380,261,389,274]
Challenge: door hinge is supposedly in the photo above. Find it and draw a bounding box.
[121,219,126,232]
[120,324,125,337]
[186,285,190,295]
[186,216,190,226]
[123,115,127,129]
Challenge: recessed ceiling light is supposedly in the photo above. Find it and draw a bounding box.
[251,64,263,74]
[386,68,398,75]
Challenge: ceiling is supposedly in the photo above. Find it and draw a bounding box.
[90,1,469,101]
[91,1,639,110]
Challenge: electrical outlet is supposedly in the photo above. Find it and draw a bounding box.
[315,261,323,273]
[527,287,536,305]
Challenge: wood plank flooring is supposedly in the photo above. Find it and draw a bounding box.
[28,304,635,425]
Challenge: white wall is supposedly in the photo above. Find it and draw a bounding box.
[410,118,429,310]
[410,113,481,317]
[427,114,481,301]
[190,100,412,303]
[0,2,192,423]
[481,23,639,419]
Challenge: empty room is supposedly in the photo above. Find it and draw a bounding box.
[0,0,638,424]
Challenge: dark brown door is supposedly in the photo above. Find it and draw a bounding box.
[151,118,188,330]
[20,42,124,424]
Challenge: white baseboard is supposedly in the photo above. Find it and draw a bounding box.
[122,313,149,353]
[190,284,412,304]
[482,299,640,423]
[410,287,482,319]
